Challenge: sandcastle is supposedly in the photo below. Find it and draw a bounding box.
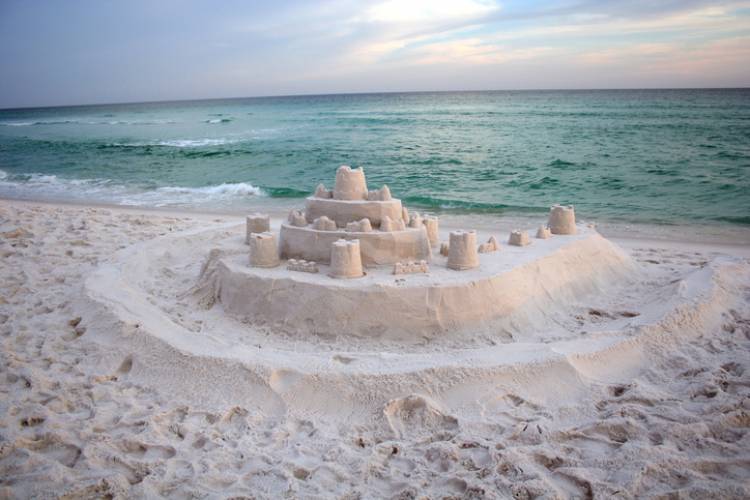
[214,165,600,338]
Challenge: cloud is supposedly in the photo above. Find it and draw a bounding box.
[364,0,497,24]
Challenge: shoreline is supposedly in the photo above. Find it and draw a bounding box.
[3,195,749,253]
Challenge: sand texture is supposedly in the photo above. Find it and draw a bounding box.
[1,199,749,499]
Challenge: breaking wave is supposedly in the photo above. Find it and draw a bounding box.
[0,170,265,209]
[107,138,244,148]
[0,119,179,126]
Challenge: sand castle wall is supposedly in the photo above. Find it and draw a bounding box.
[217,231,633,340]
[279,223,431,265]
[304,197,403,228]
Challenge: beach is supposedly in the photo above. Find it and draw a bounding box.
[1,197,748,499]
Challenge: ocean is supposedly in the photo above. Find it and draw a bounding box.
[1,89,749,229]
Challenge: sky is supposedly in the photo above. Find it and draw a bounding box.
[1,0,749,108]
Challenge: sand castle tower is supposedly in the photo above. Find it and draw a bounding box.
[447,230,479,270]
[548,205,576,235]
[278,166,432,267]
[333,166,368,200]
[245,213,270,244]
[248,232,280,268]
[508,230,531,247]
[329,239,364,278]
[423,216,439,247]
[536,226,552,239]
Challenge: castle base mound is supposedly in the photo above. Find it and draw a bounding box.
[213,225,634,340]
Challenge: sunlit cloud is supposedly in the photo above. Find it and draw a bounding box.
[406,39,560,66]
[364,0,497,24]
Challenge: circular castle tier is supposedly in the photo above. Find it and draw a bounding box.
[278,166,432,266]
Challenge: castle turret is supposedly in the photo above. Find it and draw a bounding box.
[248,232,280,268]
[548,205,576,235]
[508,230,530,247]
[423,216,439,247]
[334,165,368,200]
[329,239,364,278]
[447,230,479,270]
[536,226,551,239]
[245,213,270,244]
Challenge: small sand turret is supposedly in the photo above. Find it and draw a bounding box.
[368,185,392,201]
[313,216,337,231]
[288,209,308,227]
[329,239,364,278]
[408,212,423,228]
[380,215,395,232]
[245,213,270,244]
[346,218,373,232]
[548,205,576,235]
[334,166,368,200]
[478,236,500,253]
[314,183,332,199]
[423,216,439,247]
[447,230,479,270]
[508,230,530,247]
[536,226,552,239]
[248,232,279,268]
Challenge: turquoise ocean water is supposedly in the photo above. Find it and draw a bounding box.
[1,90,748,227]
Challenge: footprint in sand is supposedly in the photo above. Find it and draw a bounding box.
[384,394,458,440]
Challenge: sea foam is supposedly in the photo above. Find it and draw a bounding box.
[0,170,265,209]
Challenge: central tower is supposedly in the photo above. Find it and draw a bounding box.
[278,165,433,266]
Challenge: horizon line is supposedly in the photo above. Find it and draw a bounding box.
[2,86,748,112]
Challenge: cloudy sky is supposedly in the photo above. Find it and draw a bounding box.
[1,0,749,107]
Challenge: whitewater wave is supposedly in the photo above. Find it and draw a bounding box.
[205,118,232,124]
[108,138,244,148]
[0,171,265,209]
[120,182,265,207]
[156,183,263,197]
[0,118,179,126]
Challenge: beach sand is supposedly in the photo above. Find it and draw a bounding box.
[1,198,749,499]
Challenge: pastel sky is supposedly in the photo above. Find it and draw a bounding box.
[1,0,749,107]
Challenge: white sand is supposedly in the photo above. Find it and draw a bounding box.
[1,198,749,499]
